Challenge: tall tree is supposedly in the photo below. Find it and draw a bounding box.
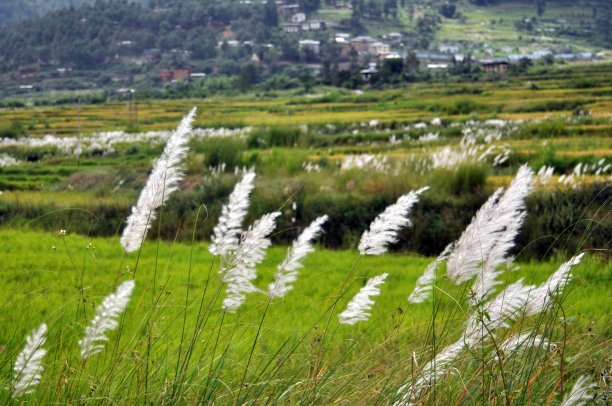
[263,0,278,27]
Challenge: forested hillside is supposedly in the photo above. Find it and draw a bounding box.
[0,0,283,70]
[0,0,147,27]
[0,0,609,97]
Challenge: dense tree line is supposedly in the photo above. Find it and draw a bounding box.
[0,0,293,71]
[0,0,148,27]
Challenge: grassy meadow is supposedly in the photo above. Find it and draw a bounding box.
[0,229,610,403]
[0,63,611,403]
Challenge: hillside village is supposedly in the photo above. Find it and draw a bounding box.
[135,1,606,83]
[0,0,609,98]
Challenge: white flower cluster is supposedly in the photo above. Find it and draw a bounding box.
[0,153,20,167]
[340,154,389,171]
[0,126,250,155]
[430,123,517,170]
[397,254,584,405]
[302,161,321,172]
[558,159,611,188]
[397,166,590,405]
[431,133,491,169]
[537,159,611,188]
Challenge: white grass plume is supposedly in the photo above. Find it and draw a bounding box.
[447,165,534,284]
[525,253,584,316]
[497,332,552,360]
[471,211,526,304]
[268,215,328,298]
[12,323,47,398]
[79,280,135,359]
[408,243,452,304]
[358,187,428,255]
[338,273,388,325]
[221,212,280,311]
[120,108,196,252]
[464,279,534,345]
[561,375,596,406]
[445,187,503,283]
[210,170,256,256]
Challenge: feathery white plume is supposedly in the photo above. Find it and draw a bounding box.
[497,332,552,360]
[12,323,47,398]
[525,253,584,316]
[446,187,503,283]
[210,170,256,256]
[221,212,280,311]
[471,211,526,304]
[79,280,135,359]
[120,108,196,252]
[464,279,534,345]
[338,273,388,325]
[408,243,453,304]
[561,375,596,406]
[447,165,534,284]
[268,215,328,298]
[358,187,428,255]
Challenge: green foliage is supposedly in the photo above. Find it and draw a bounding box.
[0,120,26,139]
[247,126,309,148]
[191,137,247,169]
[436,163,489,195]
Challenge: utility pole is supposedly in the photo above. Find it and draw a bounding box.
[76,97,81,167]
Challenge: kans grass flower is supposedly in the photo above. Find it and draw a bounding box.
[12,323,47,398]
[120,108,196,253]
[338,273,388,325]
[210,170,256,257]
[358,187,428,255]
[221,212,280,311]
[79,280,135,359]
[447,165,534,284]
[268,215,328,299]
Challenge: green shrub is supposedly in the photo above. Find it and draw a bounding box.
[0,121,26,139]
[432,164,489,195]
[192,137,247,168]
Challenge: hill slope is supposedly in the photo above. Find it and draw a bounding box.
[0,0,148,27]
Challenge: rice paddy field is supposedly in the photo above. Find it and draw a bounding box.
[0,63,611,404]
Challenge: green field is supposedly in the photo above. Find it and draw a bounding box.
[0,228,610,403]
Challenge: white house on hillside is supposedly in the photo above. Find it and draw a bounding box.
[369,42,390,57]
[291,13,306,23]
[302,20,324,31]
[299,39,320,54]
[283,23,300,33]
